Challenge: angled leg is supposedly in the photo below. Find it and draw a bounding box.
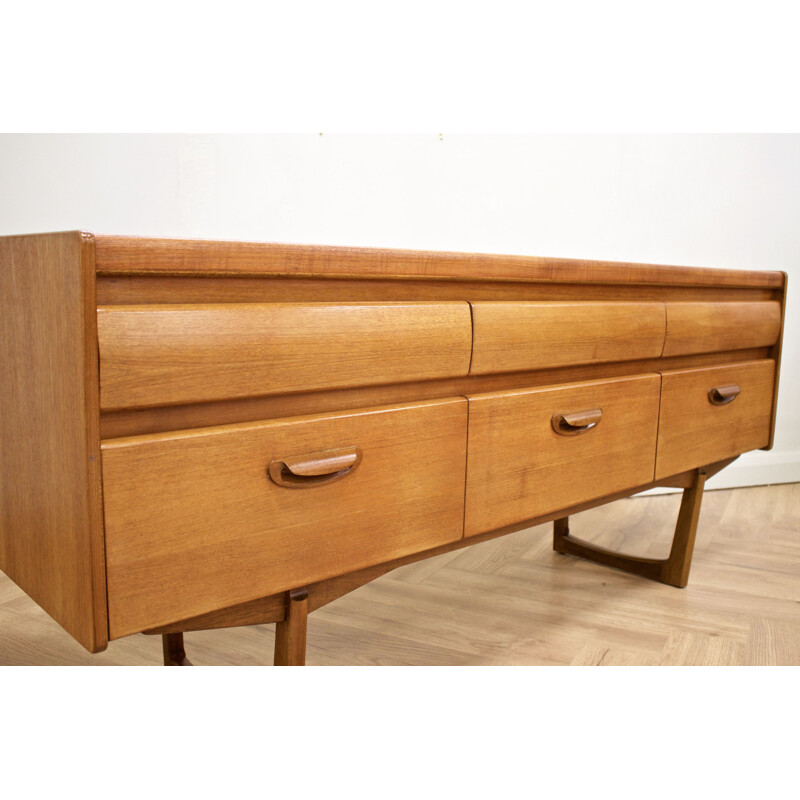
[659,468,706,587]
[553,468,707,588]
[274,588,309,666]
[162,632,193,666]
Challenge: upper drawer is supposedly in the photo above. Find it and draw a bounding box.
[663,301,781,357]
[97,302,473,410]
[469,302,665,374]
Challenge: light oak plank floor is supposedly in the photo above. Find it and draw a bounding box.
[2,483,799,666]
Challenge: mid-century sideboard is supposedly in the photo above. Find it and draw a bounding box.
[0,232,786,665]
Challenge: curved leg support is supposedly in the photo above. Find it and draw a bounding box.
[162,632,193,666]
[553,468,707,588]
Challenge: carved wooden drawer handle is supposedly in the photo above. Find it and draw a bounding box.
[551,408,602,436]
[708,384,741,406]
[268,446,362,488]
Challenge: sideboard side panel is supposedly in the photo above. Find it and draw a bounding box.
[0,232,107,652]
[766,272,788,450]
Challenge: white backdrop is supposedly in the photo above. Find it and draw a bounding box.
[1,133,797,489]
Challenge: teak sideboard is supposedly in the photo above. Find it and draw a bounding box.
[0,232,787,665]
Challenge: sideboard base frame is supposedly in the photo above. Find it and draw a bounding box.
[152,458,733,666]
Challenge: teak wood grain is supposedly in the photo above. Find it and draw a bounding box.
[767,275,788,448]
[663,301,781,357]
[0,231,788,663]
[145,593,287,635]
[553,467,708,588]
[274,589,309,666]
[469,301,666,374]
[101,398,468,637]
[5,480,800,666]
[655,360,775,480]
[97,302,472,410]
[0,232,107,652]
[137,457,740,639]
[94,235,785,289]
[464,374,662,537]
[95,274,780,307]
[98,347,773,440]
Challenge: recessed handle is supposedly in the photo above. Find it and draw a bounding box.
[268,446,362,488]
[708,384,741,406]
[551,408,602,436]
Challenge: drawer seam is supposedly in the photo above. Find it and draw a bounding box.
[653,372,664,482]
[461,395,471,540]
[467,301,475,374]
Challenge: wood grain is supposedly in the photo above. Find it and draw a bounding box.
[663,301,781,356]
[95,274,780,306]
[767,274,788,448]
[0,230,788,663]
[470,301,666,374]
[4,482,799,665]
[101,397,468,637]
[94,235,785,288]
[553,468,707,587]
[162,632,192,666]
[655,360,775,480]
[743,617,800,665]
[144,593,286,634]
[0,232,107,652]
[274,589,309,666]
[98,347,773,440]
[137,458,740,637]
[464,374,662,537]
[97,302,472,410]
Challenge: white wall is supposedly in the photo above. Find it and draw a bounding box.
[1,134,797,489]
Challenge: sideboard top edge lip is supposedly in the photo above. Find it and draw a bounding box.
[4,231,785,289]
[93,234,786,289]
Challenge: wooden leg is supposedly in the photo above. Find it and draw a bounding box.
[660,468,706,587]
[274,588,309,666]
[553,468,707,588]
[162,632,193,666]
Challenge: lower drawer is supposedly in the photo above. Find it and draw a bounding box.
[655,359,775,479]
[464,374,662,537]
[102,397,468,638]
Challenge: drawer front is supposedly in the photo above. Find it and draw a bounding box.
[102,398,468,637]
[663,301,781,357]
[655,359,775,480]
[97,302,472,410]
[464,374,661,537]
[469,302,665,374]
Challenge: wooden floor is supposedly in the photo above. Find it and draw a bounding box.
[2,482,799,666]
